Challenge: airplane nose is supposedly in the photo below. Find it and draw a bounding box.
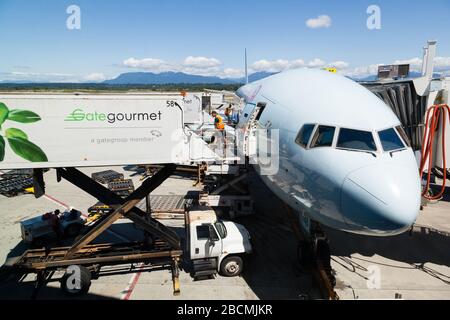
[341,164,421,235]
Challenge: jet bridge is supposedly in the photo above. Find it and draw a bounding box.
[363,76,450,169]
[363,80,428,151]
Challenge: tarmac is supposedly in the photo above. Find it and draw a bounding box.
[0,166,319,300]
[327,180,450,300]
[0,166,448,300]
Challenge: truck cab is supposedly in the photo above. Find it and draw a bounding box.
[186,208,252,278]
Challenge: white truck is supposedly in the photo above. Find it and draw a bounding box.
[186,208,252,278]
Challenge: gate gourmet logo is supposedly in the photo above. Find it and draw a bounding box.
[65,108,162,124]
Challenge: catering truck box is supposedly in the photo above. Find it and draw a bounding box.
[0,93,190,169]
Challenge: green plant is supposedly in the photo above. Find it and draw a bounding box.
[0,102,48,162]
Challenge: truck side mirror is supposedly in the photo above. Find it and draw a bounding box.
[209,226,220,242]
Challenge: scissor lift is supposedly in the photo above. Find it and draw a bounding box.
[9,164,183,298]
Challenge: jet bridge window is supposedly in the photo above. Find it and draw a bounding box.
[295,124,315,148]
[378,128,406,152]
[337,128,377,152]
[310,125,336,148]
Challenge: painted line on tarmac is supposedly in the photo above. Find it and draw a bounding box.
[121,263,145,300]
[43,194,71,210]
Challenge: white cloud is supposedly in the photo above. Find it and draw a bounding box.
[308,58,326,68]
[122,56,227,76]
[183,56,221,69]
[222,68,245,78]
[394,56,450,72]
[84,73,107,82]
[251,59,291,73]
[11,71,73,77]
[433,56,450,69]
[306,15,332,29]
[341,56,450,79]
[123,57,171,73]
[250,57,349,73]
[290,59,306,69]
[328,61,349,70]
[1,71,79,82]
[250,59,308,73]
[344,64,382,78]
[394,57,422,67]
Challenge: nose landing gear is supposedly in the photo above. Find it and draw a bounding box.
[284,205,338,299]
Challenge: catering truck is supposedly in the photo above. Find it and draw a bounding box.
[186,208,252,278]
[0,92,215,170]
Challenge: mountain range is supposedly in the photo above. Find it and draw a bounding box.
[102,71,275,85]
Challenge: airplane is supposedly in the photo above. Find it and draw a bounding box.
[236,68,421,237]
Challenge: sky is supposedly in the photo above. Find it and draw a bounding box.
[0,0,450,82]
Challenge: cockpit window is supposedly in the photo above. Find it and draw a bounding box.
[337,128,377,151]
[310,125,336,148]
[395,125,411,147]
[378,128,406,151]
[295,124,315,148]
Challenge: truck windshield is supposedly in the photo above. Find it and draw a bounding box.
[214,222,227,239]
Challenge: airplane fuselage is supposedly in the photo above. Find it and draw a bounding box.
[237,69,421,236]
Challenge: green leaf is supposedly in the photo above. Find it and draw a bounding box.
[0,102,9,128]
[7,137,48,162]
[7,109,41,123]
[0,136,5,162]
[6,128,28,140]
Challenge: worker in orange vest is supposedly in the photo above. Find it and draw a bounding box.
[211,111,226,154]
[211,111,225,131]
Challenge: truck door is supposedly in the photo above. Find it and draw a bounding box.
[191,224,222,260]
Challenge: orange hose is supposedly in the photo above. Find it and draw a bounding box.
[419,104,449,200]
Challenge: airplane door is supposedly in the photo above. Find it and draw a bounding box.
[237,103,256,129]
[237,103,267,160]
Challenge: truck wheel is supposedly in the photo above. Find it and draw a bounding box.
[60,266,91,296]
[220,256,243,277]
[65,223,83,237]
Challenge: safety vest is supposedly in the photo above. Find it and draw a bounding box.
[214,115,225,130]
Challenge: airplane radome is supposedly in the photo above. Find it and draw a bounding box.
[237,68,421,236]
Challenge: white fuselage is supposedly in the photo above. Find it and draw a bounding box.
[237,69,421,236]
